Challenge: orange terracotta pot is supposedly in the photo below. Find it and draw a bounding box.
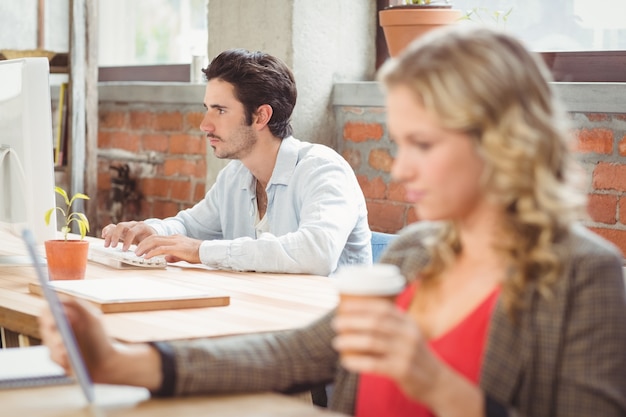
[379,6,463,57]
[44,240,89,280]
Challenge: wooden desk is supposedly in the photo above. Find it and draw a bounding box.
[0,231,338,345]
[1,384,347,416]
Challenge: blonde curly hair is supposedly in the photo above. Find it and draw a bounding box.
[379,26,588,317]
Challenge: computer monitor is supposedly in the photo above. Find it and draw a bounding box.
[0,57,57,262]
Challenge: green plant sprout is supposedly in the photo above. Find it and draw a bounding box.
[402,0,449,4]
[44,186,90,240]
[461,7,513,28]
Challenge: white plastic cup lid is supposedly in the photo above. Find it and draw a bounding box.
[332,264,405,296]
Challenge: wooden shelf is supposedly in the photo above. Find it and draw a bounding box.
[0,51,69,74]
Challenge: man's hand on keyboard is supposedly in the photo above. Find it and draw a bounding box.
[102,221,157,251]
[134,235,202,264]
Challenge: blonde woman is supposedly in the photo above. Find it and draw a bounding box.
[41,26,626,416]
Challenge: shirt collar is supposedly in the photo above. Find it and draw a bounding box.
[268,136,299,186]
[239,136,299,190]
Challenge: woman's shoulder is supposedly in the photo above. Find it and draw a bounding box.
[392,221,442,246]
[559,223,623,264]
[378,221,443,280]
[554,224,625,298]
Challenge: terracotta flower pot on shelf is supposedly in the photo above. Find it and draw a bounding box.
[379,5,463,57]
[44,239,89,280]
[44,186,91,281]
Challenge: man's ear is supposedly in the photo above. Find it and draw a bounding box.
[253,104,273,130]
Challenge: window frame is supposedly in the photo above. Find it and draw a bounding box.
[98,64,191,82]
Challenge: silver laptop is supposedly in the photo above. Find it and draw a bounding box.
[3,229,149,406]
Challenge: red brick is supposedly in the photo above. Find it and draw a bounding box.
[99,213,113,226]
[139,200,153,219]
[97,131,112,148]
[99,111,127,129]
[194,158,207,179]
[367,201,406,233]
[620,197,626,225]
[406,206,420,224]
[588,227,626,258]
[164,158,198,177]
[140,178,170,198]
[97,159,111,172]
[142,134,169,153]
[618,135,626,157]
[151,200,179,219]
[575,128,613,154]
[97,172,110,191]
[616,114,626,121]
[343,122,384,143]
[388,181,409,203]
[368,149,394,172]
[585,113,609,122]
[587,193,617,224]
[170,180,192,202]
[111,132,141,152]
[593,163,626,192]
[185,112,204,132]
[129,111,155,131]
[154,112,184,132]
[122,198,142,222]
[358,175,386,200]
[342,149,361,170]
[194,182,207,201]
[170,134,204,155]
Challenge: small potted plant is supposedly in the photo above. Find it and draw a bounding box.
[379,0,463,57]
[43,186,90,280]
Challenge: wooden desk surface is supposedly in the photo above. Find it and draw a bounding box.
[0,231,338,343]
[0,384,347,416]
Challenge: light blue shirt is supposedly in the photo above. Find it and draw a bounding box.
[145,137,372,275]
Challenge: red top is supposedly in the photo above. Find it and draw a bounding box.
[355,282,500,417]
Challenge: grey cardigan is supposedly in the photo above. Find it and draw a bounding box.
[156,222,626,416]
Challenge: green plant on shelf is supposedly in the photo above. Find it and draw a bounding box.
[461,6,513,28]
[398,0,450,4]
[44,186,90,240]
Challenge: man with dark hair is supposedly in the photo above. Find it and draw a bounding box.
[101,49,372,276]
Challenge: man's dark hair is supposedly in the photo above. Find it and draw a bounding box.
[203,49,297,139]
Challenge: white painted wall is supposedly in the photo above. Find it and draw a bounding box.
[292,0,376,147]
[204,0,376,185]
[208,0,294,65]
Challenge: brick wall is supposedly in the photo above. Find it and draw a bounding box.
[337,106,417,234]
[96,102,206,235]
[95,100,626,257]
[576,113,626,255]
[336,106,626,256]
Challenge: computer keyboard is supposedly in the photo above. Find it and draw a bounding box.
[88,241,167,269]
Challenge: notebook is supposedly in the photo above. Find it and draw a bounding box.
[0,345,72,389]
[28,276,230,313]
[5,229,150,406]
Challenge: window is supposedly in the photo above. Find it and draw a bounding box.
[378,0,626,82]
[453,0,626,52]
[99,0,207,66]
[98,0,208,81]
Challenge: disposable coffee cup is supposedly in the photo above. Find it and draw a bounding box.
[333,264,405,308]
[333,264,406,359]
